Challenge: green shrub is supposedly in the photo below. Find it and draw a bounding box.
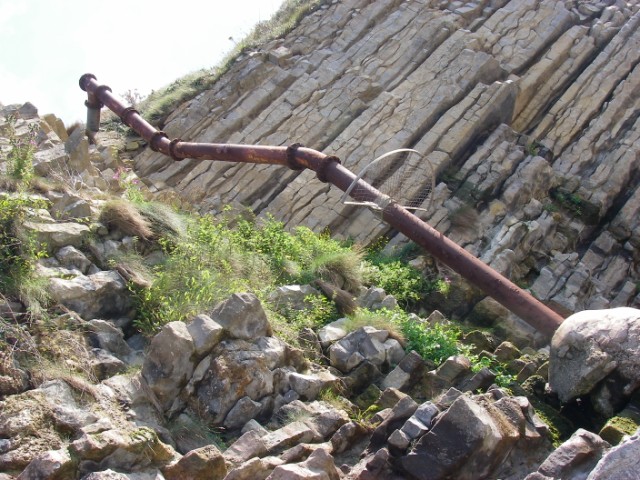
[2,114,40,188]
[398,313,462,365]
[229,215,360,285]
[469,354,515,388]
[230,215,306,279]
[0,194,49,309]
[363,260,429,305]
[268,292,339,347]
[112,166,146,203]
[275,293,338,331]
[402,321,460,364]
[362,237,453,306]
[132,215,256,334]
[550,189,584,218]
[2,114,38,185]
[342,307,464,365]
[131,212,363,335]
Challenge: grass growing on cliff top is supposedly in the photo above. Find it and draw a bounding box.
[139,0,328,125]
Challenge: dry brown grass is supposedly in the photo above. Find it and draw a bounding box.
[312,247,364,293]
[343,309,406,344]
[99,199,153,240]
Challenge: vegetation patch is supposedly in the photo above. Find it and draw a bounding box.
[399,314,462,365]
[269,291,340,347]
[342,308,405,342]
[99,199,154,241]
[131,213,360,335]
[363,241,447,307]
[2,114,37,186]
[0,194,49,310]
[342,307,466,365]
[468,354,515,388]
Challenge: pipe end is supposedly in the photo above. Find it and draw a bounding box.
[79,73,97,91]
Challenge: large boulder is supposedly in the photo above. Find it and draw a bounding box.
[549,308,640,415]
[142,321,196,411]
[70,426,178,475]
[210,292,272,340]
[48,270,132,320]
[400,394,520,480]
[162,445,227,480]
[55,245,94,274]
[266,448,340,480]
[186,313,225,359]
[87,319,134,361]
[269,284,321,310]
[22,220,90,253]
[0,380,98,473]
[190,336,291,426]
[328,326,403,373]
[16,449,76,480]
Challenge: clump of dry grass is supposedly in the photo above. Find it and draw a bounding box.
[99,199,153,240]
[136,201,186,244]
[0,175,19,192]
[343,309,406,344]
[65,121,83,138]
[311,247,364,293]
[449,203,479,232]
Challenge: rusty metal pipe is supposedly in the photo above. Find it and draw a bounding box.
[318,161,564,338]
[80,74,565,338]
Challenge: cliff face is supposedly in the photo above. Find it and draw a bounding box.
[135,0,640,315]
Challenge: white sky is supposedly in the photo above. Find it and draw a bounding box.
[0,0,284,124]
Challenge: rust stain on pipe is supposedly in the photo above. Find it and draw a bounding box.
[80,74,565,338]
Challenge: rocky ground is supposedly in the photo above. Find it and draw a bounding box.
[1,102,639,479]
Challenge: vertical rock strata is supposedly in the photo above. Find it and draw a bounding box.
[136,0,640,315]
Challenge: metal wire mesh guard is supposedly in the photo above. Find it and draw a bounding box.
[341,148,435,212]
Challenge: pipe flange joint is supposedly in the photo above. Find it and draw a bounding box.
[120,107,139,128]
[316,155,341,183]
[150,131,168,152]
[286,143,304,171]
[84,99,104,109]
[79,73,97,91]
[169,138,184,161]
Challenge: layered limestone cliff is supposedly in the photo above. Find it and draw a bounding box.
[135,0,640,317]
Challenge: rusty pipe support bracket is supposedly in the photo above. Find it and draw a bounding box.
[316,155,341,183]
[80,73,103,133]
[79,73,565,339]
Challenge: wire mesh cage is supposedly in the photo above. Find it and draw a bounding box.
[341,148,435,213]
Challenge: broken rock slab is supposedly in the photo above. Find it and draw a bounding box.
[399,394,519,480]
[524,428,610,480]
[47,270,132,320]
[209,292,272,340]
[587,428,640,480]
